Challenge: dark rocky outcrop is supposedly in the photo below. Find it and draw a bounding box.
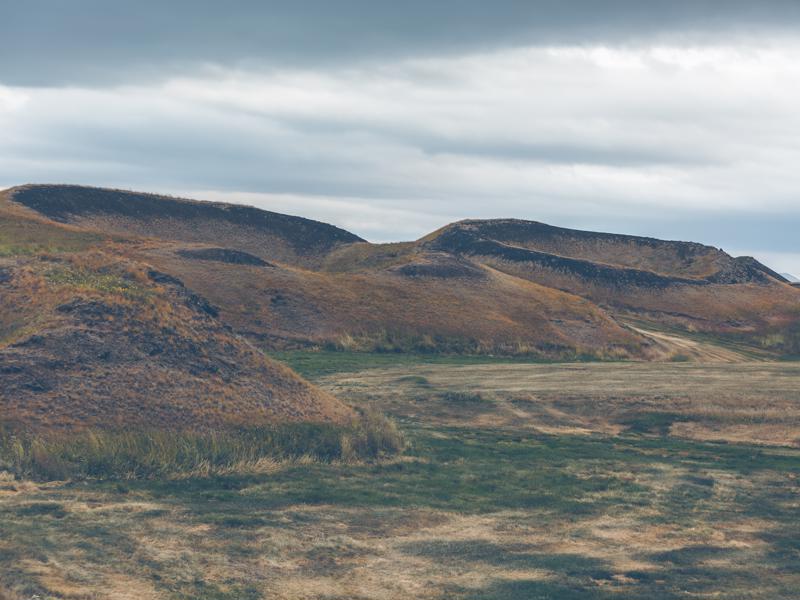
[427,227,700,289]
[390,253,486,279]
[176,247,273,267]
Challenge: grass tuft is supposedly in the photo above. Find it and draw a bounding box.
[0,409,404,481]
[44,265,148,298]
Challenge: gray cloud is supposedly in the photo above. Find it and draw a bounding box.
[3,1,800,85]
[2,5,800,274]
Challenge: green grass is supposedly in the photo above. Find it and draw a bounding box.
[44,266,150,298]
[2,362,799,599]
[619,411,688,435]
[1,421,798,598]
[437,391,486,404]
[270,350,555,379]
[127,424,798,516]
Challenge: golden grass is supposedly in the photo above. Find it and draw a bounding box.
[0,407,404,481]
[135,243,647,358]
[0,486,788,599]
[322,361,800,447]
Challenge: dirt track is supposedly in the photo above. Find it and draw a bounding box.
[628,325,756,362]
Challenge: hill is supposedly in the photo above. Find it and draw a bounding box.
[0,191,352,431]
[3,184,799,361]
[423,219,787,283]
[8,184,363,266]
[422,219,799,343]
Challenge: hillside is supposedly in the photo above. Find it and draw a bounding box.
[8,184,363,266]
[422,219,799,342]
[4,184,799,361]
[0,193,352,431]
[423,219,787,282]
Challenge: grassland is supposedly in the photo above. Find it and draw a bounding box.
[269,349,559,378]
[1,356,798,599]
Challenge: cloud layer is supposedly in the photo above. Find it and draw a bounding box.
[1,4,799,274]
[4,1,800,85]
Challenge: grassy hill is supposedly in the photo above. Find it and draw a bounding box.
[4,184,799,360]
[0,191,353,432]
[421,219,800,349]
[0,253,352,431]
[8,184,363,266]
[423,218,786,281]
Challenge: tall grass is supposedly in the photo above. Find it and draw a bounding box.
[0,409,404,481]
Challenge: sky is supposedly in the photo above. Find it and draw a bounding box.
[1,2,800,275]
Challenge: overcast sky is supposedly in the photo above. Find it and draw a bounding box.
[2,2,800,274]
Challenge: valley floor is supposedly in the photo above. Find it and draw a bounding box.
[1,358,799,599]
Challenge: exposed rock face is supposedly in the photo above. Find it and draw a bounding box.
[176,247,274,267]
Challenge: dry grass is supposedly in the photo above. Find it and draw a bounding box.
[137,242,646,358]
[2,186,799,598]
[0,408,404,481]
[1,360,798,599]
[0,252,354,431]
[323,361,800,446]
[0,189,104,257]
[0,460,795,599]
[5,184,799,360]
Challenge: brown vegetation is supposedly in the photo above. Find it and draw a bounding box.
[325,360,800,447]
[0,197,353,431]
[3,184,800,361]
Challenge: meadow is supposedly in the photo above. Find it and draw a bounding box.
[1,356,798,599]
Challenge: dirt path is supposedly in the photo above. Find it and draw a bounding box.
[628,325,756,362]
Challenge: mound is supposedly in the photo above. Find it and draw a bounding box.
[425,219,786,283]
[0,246,352,431]
[422,219,799,342]
[175,247,274,267]
[134,239,648,358]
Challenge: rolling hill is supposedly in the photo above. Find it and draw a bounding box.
[0,189,352,431]
[8,184,363,267]
[3,184,799,368]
